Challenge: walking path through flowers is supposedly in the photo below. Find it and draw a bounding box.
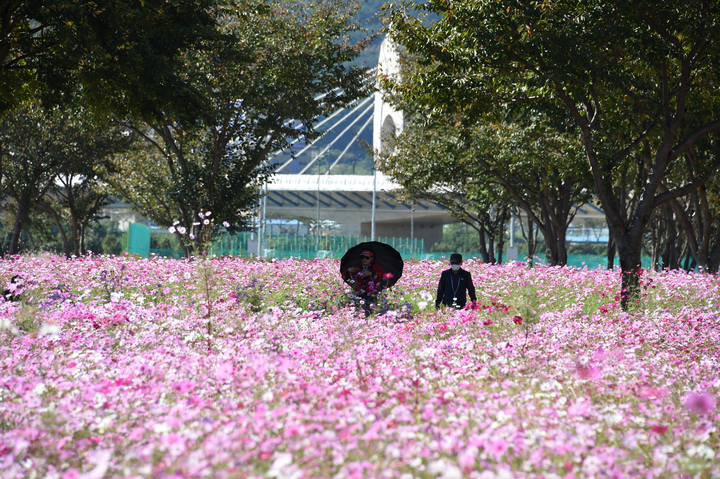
[1,255,718,478]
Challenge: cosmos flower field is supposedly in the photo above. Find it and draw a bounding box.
[1,254,718,479]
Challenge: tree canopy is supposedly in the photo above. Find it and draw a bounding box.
[0,0,217,116]
[381,0,720,306]
[106,0,373,256]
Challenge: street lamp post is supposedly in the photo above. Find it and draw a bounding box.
[371,159,377,241]
[316,155,321,251]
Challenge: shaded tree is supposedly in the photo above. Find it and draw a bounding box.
[108,0,373,256]
[382,0,720,308]
[377,111,592,266]
[0,102,130,255]
[1,0,217,116]
[377,118,512,264]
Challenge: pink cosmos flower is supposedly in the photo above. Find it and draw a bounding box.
[458,447,477,470]
[215,362,233,382]
[79,449,112,479]
[575,364,601,380]
[512,315,523,325]
[62,470,80,479]
[638,386,667,399]
[172,381,196,393]
[684,392,716,415]
[488,438,508,461]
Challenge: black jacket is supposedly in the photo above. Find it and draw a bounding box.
[436,268,476,308]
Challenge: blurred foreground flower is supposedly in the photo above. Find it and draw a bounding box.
[215,362,233,382]
[575,364,601,380]
[685,392,716,415]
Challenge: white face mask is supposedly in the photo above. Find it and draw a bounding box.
[451,264,461,271]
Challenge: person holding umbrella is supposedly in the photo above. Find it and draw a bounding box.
[342,249,387,304]
[436,253,476,309]
[340,242,404,315]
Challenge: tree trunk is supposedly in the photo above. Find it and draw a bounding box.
[526,216,536,267]
[607,234,615,270]
[661,208,676,269]
[617,241,642,310]
[709,222,720,273]
[81,219,89,255]
[649,212,661,270]
[487,233,496,264]
[497,229,504,264]
[38,202,70,257]
[71,214,81,256]
[9,200,31,255]
[555,224,569,266]
[478,229,490,263]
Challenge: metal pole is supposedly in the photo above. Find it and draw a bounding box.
[251,201,257,241]
[316,156,321,251]
[510,213,515,247]
[261,183,268,257]
[371,160,377,240]
[411,199,415,241]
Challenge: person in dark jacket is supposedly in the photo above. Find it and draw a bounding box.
[435,253,476,309]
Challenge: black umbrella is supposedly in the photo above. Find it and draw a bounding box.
[340,241,404,288]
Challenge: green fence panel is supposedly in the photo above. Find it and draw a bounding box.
[141,229,652,267]
[145,232,429,259]
[128,223,151,257]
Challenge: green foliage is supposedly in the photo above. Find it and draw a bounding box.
[1,0,218,118]
[431,223,480,253]
[106,0,373,257]
[233,278,268,313]
[381,0,720,305]
[0,101,132,255]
